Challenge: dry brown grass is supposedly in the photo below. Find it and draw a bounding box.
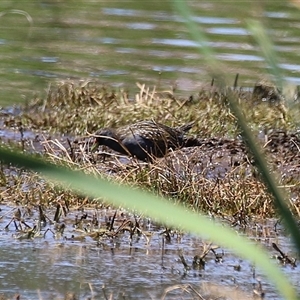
[6,79,295,138]
[2,79,300,219]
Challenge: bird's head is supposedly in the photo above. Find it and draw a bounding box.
[91,128,118,152]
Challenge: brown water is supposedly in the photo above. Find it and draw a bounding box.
[1,1,300,107]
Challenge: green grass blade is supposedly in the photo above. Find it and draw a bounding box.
[173,0,300,253]
[226,90,300,252]
[247,20,283,87]
[172,0,221,78]
[0,147,297,299]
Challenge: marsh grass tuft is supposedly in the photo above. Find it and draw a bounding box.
[2,80,300,219]
[6,79,297,138]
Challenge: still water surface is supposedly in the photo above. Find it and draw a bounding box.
[0,1,300,106]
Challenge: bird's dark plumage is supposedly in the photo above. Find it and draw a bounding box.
[92,120,199,161]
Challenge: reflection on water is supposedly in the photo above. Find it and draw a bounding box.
[207,27,249,35]
[152,38,200,47]
[218,53,263,62]
[0,1,300,106]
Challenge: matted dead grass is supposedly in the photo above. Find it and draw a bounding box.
[1,79,300,219]
[4,79,295,137]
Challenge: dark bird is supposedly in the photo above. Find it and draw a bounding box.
[92,120,200,161]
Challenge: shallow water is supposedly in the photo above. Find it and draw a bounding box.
[0,204,298,299]
[1,1,300,106]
